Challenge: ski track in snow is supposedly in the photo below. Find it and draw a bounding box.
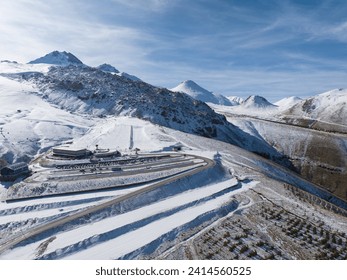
[61,180,255,260]
[0,178,259,259]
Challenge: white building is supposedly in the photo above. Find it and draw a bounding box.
[52,146,91,158]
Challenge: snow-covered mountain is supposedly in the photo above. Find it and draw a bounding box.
[275,96,302,110]
[17,66,230,140]
[97,63,119,74]
[0,70,92,163]
[0,56,240,148]
[282,89,347,126]
[171,80,233,106]
[241,95,277,109]
[1,52,289,166]
[227,96,244,105]
[28,51,83,66]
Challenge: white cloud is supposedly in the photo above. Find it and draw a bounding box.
[0,0,156,71]
[265,2,347,43]
[110,0,176,12]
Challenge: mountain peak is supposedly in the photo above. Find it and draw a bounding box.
[179,80,206,93]
[182,79,199,86]
[97,63,119,74]
[171,80,233,106]
[242,95,276,108]
[28,51,83,66]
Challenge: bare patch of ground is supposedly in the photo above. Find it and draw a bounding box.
[35,236,56,258]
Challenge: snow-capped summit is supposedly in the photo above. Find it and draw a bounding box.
[242,95,276,109]
[97,63,119,74]
[28,51,83,66]
[171,80,232,106]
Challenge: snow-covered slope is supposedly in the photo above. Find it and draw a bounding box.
[225,114,347,201]
[227,96,244,105]
[0,60,51,74]
[1,121,346,260]
[19,66,233,140]
[211,95,277,119]
[282,89,347,126]
[275,96,302,110]
[242,95,277,109]
[0,74,92,163]
[28,51,83,66]
[0,56,288,167]
[97,63,119,74]
[171,80,233,106]
[0,59,238,157]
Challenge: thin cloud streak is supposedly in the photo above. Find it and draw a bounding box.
[110,0,177,12]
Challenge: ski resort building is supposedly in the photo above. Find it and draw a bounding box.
[52,146,91,158]
[93,149,121,158]
[0,162,30,181]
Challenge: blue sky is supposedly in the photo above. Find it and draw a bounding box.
[1,0,347,101]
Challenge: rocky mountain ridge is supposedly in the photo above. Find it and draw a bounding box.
[29,51,83,66]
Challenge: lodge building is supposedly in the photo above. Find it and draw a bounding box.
[0,162,30,181]
[52,146,92,158]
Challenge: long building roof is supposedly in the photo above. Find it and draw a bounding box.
[2,162,28,171]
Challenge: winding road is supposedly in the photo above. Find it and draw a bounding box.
[0,153,215,255]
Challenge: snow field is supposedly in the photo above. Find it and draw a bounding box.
[0,178,258,259]
[0,76,92,162]
[0,198,105,225]
[72,117,175,152]
[50,179,251,259]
